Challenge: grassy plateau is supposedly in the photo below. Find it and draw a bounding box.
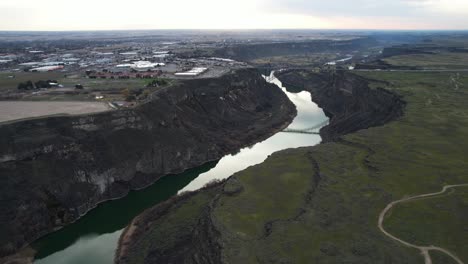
[119,52,468,264]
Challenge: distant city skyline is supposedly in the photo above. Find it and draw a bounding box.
[1,0,467,31]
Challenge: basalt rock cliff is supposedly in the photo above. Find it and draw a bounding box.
[277,70,405,141]
[115,70,407,264]
[213,38,378,62]
[0,68,296,258]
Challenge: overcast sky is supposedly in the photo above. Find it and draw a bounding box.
[1,0,467,30]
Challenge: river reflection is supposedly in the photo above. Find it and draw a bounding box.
[35,231,121,264]
[33,162,218,263]
[180,76,328,192]
[33,74,328,264]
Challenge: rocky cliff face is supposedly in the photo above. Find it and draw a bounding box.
[0,68,296,258]
[277,70,405,141]
[114,70,406,264]
[213,38,378,61]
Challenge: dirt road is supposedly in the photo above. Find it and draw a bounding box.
[378,184,468,264]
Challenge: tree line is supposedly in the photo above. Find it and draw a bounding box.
[17,80,58,90]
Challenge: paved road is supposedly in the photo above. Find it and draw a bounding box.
[378,184,468,264]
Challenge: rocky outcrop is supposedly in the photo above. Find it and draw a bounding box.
[116,181,224,264]
[114,70,407,264]
[0,68,296,258]
[277,70,405,141]
[212,38,378,61]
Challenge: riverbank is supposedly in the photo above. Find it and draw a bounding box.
[0,68,296,260]
[115,69,468,263]
[114,70,405,263]
[26,71,327,264]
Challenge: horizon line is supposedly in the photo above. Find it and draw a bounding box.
[1,28,468,33]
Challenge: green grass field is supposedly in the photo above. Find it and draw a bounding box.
[431,250,460,264]
[0,72,172,102]
[385,186,468,262]
[0,72,150,91]
[119,53,468,263]
[251,54,338,68]
[0,72,67,91]
[202,70,468,263]
[383,52,468,69]
[118,185,222,264]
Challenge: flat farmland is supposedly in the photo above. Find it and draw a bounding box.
[0,101,111,123]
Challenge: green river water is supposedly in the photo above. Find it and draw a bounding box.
[32,74,328,264]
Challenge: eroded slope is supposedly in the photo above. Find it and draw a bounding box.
[0,68,296,258]
[116,70,468,263]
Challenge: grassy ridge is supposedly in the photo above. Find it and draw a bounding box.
[120,188,220,264]
[250,54,338,68]
[118,66,468,263]
[385,186,468,262]
[212,70,468,262]
[382,52,468,69]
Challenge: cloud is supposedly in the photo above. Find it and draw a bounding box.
[0,7,42,29]
[0,0,467,30]
[423,0,468,15]
[263,0,430,17]
[260,0,468,29]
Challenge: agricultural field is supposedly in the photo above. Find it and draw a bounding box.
[0,72,151,91]
[0,72,172,102]
[0,72,67,91]
[0,101,112,123]
[382,52,468,69]
[250,54,339,68]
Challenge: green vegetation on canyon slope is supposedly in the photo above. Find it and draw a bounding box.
[382,52,468,69]
[208,67,468,262]
[117,53,468,264]
[385,186,468,262]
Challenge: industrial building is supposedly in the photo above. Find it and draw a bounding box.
[175,67,208,76]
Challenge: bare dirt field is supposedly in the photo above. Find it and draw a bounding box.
[0,101,112,123]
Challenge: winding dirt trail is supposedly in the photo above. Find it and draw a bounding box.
[378,184,468,264]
